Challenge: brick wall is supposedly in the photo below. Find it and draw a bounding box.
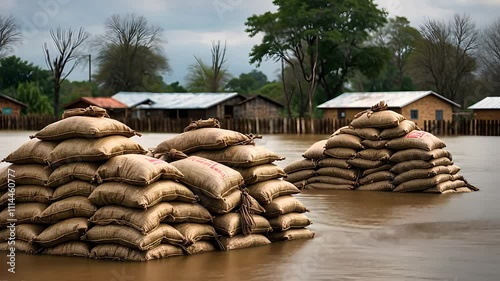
[473,110,500,120]
[401,95,453,126]
[0,99,23,116]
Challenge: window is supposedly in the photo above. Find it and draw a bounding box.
[436,110,443,121]
[337,110,346,119]
[224,105,234,118]
[410,110,419,120]
[1,108,12,115]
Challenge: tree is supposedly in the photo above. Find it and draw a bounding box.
[0,56,52,96]
[15,82,53,115]
[479,18,500,96]
[44,27,89,117]
[186,41,231,92]
[59,80,99,107]
[165,81,187,93]
[94,14,170,95]
[0,15,21,56]
[225,70,269,93]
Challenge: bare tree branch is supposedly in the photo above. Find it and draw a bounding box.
[0,15,21,56]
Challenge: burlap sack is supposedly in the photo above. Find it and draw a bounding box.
[429,157,454,167]
[447,165,461,175]
[292,181,307,190]
[262,195,309,218]
[247,180,301,204]
[357,149,393,161]
[359,171,395,185]
[90,244,184,261]
[347,158,385,170]
[386,131,446,151]
[391,166,452,186]
[307,176,356,186]
[2,139,58,164]
[305,183,353,190]
[424,180,466,193]
[192,145,285,168]
[268,213,311,231]
[182,241,216,255]
[357,181,394,191]
[171,156,244,199]
[42,241,90,257]
[361,139,389,149]
[235,164,286,184]
[33,217,90,247]
[267,229,315,242]
[325,134,364,150]
[0,240,38,254]
[0,185,52,205]
[163,202,213,224]
[331,126,349,137]
[0,224,45,242]
[393,174,452,192]
[379,120,418,139]
[350,110,405,129]
[47,136,146,167]
[302,140,327,159]
[36,196,97,224]
[316,167,358,181]
[317,158,351,169]
[211,213,272,237]
[84,224,186,250]
[52,181,98,201]
[89,203,174,234]
[323,148,358,159]
[173,223,217,244]
[284,159,317,174]
[154,128,251,154]
[0,203,48,226]
[61,106,109,119]
[196,189,265,215]
[94,155,184,186]
[362,164,392,177]
[390,160,434,174]
[46,162,100,188]
[216,234,271,251]
[454,187,473,193]
[31,116,137,141]
[340,127,381,141]
[389,149,451,163]
[0,164,52,190]
[284,170,316,184]
[450,174,464,181]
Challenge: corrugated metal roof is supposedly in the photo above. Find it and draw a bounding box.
[112,92,241,109]
[468,97,500,109]
[81,97,128,109]
[317,91,461,109]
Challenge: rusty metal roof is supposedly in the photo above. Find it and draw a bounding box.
[317,91,461,109]
[468,97,500,109]
[112,92,243,109]
[82,97,128,109]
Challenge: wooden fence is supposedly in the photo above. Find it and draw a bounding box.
[1,115,499,136]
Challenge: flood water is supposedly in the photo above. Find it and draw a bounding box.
[1,131,500,281]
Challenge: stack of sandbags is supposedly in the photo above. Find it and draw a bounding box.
[283,140,326,189]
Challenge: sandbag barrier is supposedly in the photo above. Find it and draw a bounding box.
[284,101,479,194]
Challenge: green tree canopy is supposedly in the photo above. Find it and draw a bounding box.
[0,56,52,97]
[15,82,53,115]
[225,70,269,93]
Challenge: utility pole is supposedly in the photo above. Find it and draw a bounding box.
[88,54,91,83]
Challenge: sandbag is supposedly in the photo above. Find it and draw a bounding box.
[325,134,364,150]
[390,160,435,174]
[2,139,58,164]
[302,140,327,159]
[307,176,356,186]
[36,196,97,224]
[89,181,196,209]
[455,187,473,193]
[359,171,395,185]
[361,139,389,149]
[246,180,301,204]
[379,120,418,139]
[182,241,216,255]
[391,166,453,186]
[47,136,146,167]
[429,157,454,167]
[0,203,48,226]
[46,162,100,188]
[192,145,285,168]
[350,110,405,129]
[331,126,349,137]
[347,158,385,170]
[42,241,90,257]
[267,229,315,242]
[0,185,52,205]
[393,174,453,192]
[31,116,137,141]
[283,159,317,174]
[357,149,393,161]
[340,127,381,141]
[424,180,466,193]
[316,167,358,181]
[0,224,45,242]
[0,240,38,254]
[450,174,464,181]
[84,224,186,250]
[284,170,316,184]
[389,149,451,163]
[317,158,351,169]
[216,234,271,251]
[171,156,244,199]
[211,213,272,237]
[447,165,461,175]
[305,183,353,190]
[235,164,286,184]
[173,223,217,244]
[357,181,394,192]
[196,189,265,215]
[164,202,213,224]
[154,128,251,154]
[362,164,392,177]
[268,213,312,231]
[94,155,184,186]
[90,244,184,261]
[0,164,52,189]
[386,131,446,151]
[323,147,358,159]
[52,181,98,201]
[262,195,309,218]
[89,203,174,234]
[33,217,90,247]
[61,105,109,118]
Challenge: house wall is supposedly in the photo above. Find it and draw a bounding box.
[473,110,500,120]
[209,96,246,118]
[323,108,402,120]
[234,98,282,119]
[0,97,23,116]
[402,95,453,126]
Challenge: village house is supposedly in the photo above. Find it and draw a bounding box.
[0,94,27,116]
[468,97,500,120]
[63,97,128,119]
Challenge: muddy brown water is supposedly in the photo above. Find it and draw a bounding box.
[1,132,500,281]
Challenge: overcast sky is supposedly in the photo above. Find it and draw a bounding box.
[1,0,499,86]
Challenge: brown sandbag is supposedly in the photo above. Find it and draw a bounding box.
[350,110,405,129]
[362,164,392,177]
[94,155,184,186]
[340,127,381,141]
[302,140,327,159]
[267,229,315,242]
[390,160,435,174]
[424,180,466,193]
[47,136,146,166]
[182,241,216,255]
[89,203,174,234]
[357,149,393,161]
[164,202,213,224]
[30,116,137,141]
[361,139,389,149]
[305,183,354,190]
[429,157,454,167]
[307,176,356,186]
[33,217,90,247]
[216,234,271,251]
[61,105,109,119]
[447,165,461,175]
[357,181,394,192]
[450,174,464,181]
[316,167,358,181]
[379,120,418,139]
[391,166,453,186]
[0,224,45,242]
[284,170,316,184]
[347,158,385,170]
[262,195,309,218]
[196,189,265,215]
[89,181,196,209]
[455,187,473,193]
[0,185,52,205]
[393,174,452,192]
[154,128,251,155]
[235,164,286,184]
[246,180,301,204]
[211,213,272,237]
[283,159,317,174]
[389,149,451,163]
[173,223,217,244]
[52,181,98,201]
[42,241,91,257]
[317,158,351,169]
[0,164,52,189]
[192,145,285,168]
[90,243,184,261]
[386,131,446,151]
[331,126,349,137]
[0,203,48,226]
[36,196,97,224]
[46,162,100,188]
[0,240,38,254]
[325,134,364,150]
[359,171,395,185]
[84,224,186,250]
[268,213,312,231]
[323,147,358,159]
[2,139,58,164]
[171,156,244,199]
